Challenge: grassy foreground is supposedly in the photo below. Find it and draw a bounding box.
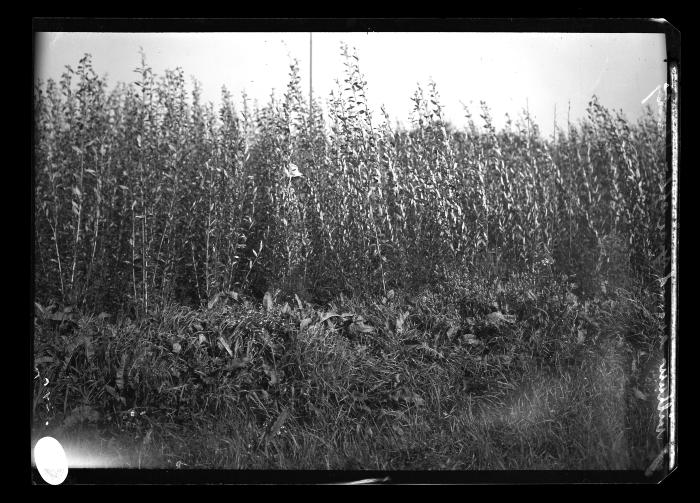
[32,271,666,471]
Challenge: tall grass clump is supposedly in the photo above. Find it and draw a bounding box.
[34,48,667,314]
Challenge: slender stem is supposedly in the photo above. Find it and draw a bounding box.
[131,203,138,318]
[205,162,213,299]
[47,216,65,299]
[191,240,201,304]
[70,153,85,303]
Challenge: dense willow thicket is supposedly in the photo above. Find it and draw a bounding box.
[33,48,668,314]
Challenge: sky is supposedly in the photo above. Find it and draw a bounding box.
[34,32,667,134]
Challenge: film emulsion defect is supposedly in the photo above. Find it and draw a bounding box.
[34,437,69,485]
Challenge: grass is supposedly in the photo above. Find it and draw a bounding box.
[32,271,666,471]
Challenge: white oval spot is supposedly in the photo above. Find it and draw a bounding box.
[34,437,68,485]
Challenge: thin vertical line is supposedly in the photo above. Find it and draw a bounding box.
[525,98,530,150]
[309,32,313,124]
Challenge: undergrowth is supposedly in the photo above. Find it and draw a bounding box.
[32,272,665,470]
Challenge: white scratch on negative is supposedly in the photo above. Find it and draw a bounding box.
[330,477,391,485]
[641,84,662,105]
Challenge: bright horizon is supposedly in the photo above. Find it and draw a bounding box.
[34,32,667,134]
